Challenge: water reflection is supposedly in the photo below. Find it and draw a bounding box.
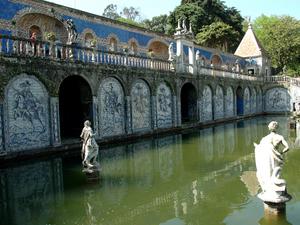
[1,116,300,225]
[0,159,63,225]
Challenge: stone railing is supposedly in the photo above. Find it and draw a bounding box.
[265,75,300,87]
[197,65,263,81]
[0,34,266,82]
[0,34,172,71]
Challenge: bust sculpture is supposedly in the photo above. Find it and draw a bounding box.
[80,120,100,172]
[254,121,291,203]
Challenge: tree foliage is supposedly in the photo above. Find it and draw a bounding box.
[253,15,300,74]
[167,0,244,51]
[143,15,169,34]
[121,6,141,21]
[102,4,120,20]
[102,4,141,22]
[196,21,239,52]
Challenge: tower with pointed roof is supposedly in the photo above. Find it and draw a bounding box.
[235,23,271,76]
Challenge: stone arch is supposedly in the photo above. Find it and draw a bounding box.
[214,85,224,120]
[156,82,173,128]
[225,86,234,117]
[244,87,251,115]
[202,85,213,122]
[98,77,125,138]
[147,38,169,60]
[265,87,290,112]
[107,34,119,52]
[14,11,67,43]
[81,28,98,47]
[236,86,243,115]
[210,54,223,67]
[131,79,151,131]
[59,75,93,138]
[4,74,50,151]
[181,82,197,123]
[251,88,257,114]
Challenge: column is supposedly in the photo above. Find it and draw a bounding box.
[50,97,61,146]
[125,96,132,134]
[173,96,178,127]
[0,103,4,153]
[92,96,100,139]
[152,95,157,130]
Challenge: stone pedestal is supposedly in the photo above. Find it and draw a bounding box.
[263,202,286,215]
[83,169,100,183]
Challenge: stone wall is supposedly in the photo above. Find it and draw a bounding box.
[264,87,290,112]
[0,56,269,153]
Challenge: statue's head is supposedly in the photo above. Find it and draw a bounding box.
[268,121,278,132]
[84,120,91,127]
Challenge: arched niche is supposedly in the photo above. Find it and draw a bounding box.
[131,79,151,131]
[214,85,224,120]
[59,76,93,138]
[148,40,168,60]
[16,13,67,43]
[181,83,197,123]
[98,77,126,138]
[156,82,173,128]
[4,74,50,151]
[236,86,244,115]
[202,85,213,121]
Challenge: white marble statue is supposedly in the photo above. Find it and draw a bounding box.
[254,121,291,203]
[168,42,175,61]
[80,120,100,172]
[66,19,78,45]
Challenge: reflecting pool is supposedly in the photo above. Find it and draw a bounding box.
[1,116,300,225]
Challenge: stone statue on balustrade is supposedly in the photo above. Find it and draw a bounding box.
[66,19,78,44]
[80,120,100,173]
[65,19,78,59]
[254,121,291,203]
[168,42,176,70]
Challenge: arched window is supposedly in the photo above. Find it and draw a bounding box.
[211,54,222,67]
[148,41,168,59]
[109,37,118,52]
[84,33,95,47]
[129,41,138,55]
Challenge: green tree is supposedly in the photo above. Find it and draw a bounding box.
[167,3,206,35]
[121,6,141,21]
[253,15,300,74]
[167,0,244,51]
[196,21,239,52]
[143,15,169,34]
[102,4,120,20]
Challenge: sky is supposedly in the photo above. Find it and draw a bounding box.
[45,0,300,21]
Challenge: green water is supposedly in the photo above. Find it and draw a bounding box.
[1,116,300,225]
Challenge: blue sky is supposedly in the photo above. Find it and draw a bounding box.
[46,0,300,20]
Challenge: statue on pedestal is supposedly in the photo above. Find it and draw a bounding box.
[80,120,100,173]
[65,19,78,59]
[254,121,291,203]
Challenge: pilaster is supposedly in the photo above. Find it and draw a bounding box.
[125,96,132,134]
[0,103,4,153]
[50,97,61,146]
[92,96,100,138]
[152,96,157,130]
